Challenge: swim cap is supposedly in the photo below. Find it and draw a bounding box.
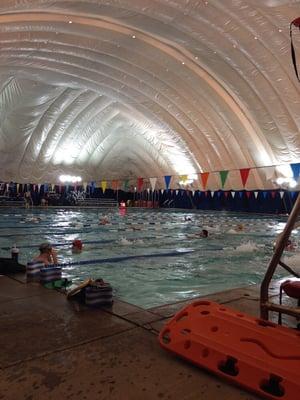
[73,239,83,249]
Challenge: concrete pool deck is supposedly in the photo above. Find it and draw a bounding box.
[0,274,296,400]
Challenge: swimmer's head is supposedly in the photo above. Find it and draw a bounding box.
[201,229,209,238]
[39,242,52,254]
[72,239,83,250]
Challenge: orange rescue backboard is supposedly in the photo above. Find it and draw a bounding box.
[159,300,300,400]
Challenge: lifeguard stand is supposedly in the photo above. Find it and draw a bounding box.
[260,193,300,325]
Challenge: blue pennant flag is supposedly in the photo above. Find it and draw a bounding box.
[90,181,95,194]
[290,163,300,181]
[164,175,172,190]
[262,191,268,199]
[291,191,298,199]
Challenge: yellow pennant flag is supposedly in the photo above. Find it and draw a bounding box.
[179,174,188,184]
[101,180,107,193]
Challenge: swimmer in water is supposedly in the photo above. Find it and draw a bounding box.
[72,239,83,253]
[285,239,296,252]
[99,216,109,225]
[273,232,297,252]
[199,229,209,238]
[235,224,244,232]
[188,229,209,239]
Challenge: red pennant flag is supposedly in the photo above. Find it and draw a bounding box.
[112,180,119,190]
[271,191,277,199]
[200,172,209,190]
[204,191,208,197]
[240,168,250,187]
[137,177,143,192]
[224,191,229,198]
[246,191,251,199]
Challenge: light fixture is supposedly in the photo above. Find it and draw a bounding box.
[59,175,82,184]
[275,177,297,188]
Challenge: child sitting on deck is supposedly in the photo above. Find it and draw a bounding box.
[34,243,58,266]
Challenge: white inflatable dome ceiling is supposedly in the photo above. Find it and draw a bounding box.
[0,0,299,189]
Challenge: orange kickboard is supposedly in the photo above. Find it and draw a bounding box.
[159,300,300,400]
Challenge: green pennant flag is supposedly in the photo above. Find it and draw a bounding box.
[219,170,229,189]
[123,179,129,191]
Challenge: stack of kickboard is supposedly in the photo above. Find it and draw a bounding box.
[26,262,62,283]
[67,278,113,307]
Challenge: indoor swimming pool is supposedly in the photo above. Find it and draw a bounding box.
[0,208,298,308]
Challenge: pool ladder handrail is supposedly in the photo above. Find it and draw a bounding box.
[260,193,300,321]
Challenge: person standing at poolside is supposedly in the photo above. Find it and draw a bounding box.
[24,190,33,208]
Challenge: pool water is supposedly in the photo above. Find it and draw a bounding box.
[0,208,298,308]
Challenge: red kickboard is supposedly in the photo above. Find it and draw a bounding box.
[159,300,300,400]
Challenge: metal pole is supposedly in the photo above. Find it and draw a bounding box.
[260,192,300,319]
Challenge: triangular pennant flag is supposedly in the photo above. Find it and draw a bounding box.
[101,180,107,193]
[280,191,285,199]
[254,191,258,199]
[271,191,277,199]
[137,177,143,192]
[232,191,236,198]
[164,176,172,190]
[239,191,243,199]
[192,190,195,196]
[219,170,229,188]
[217,191,221,198]
[112,180,119,191]
[149,177,157,191]
[246,191,251,199]
[211,191,214,198]
[264,166,276,181]
[37,184,41,192]
[291,191,298,199]
[90,181,95,194]
[83,182,88,191]
[290,163,300,181]
[160,189,164,194]
[179,175,188,184]
[240,168,250,187]
[16,183,20,193]
[123,179,129,191]
[175,190,179,195]
[200,172,209,190]
[224,191,229,198]
[262,191,268,199]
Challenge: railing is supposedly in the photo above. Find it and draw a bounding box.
[0,197,25,207]
[260,192,300,321]
[76,198,118,208]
